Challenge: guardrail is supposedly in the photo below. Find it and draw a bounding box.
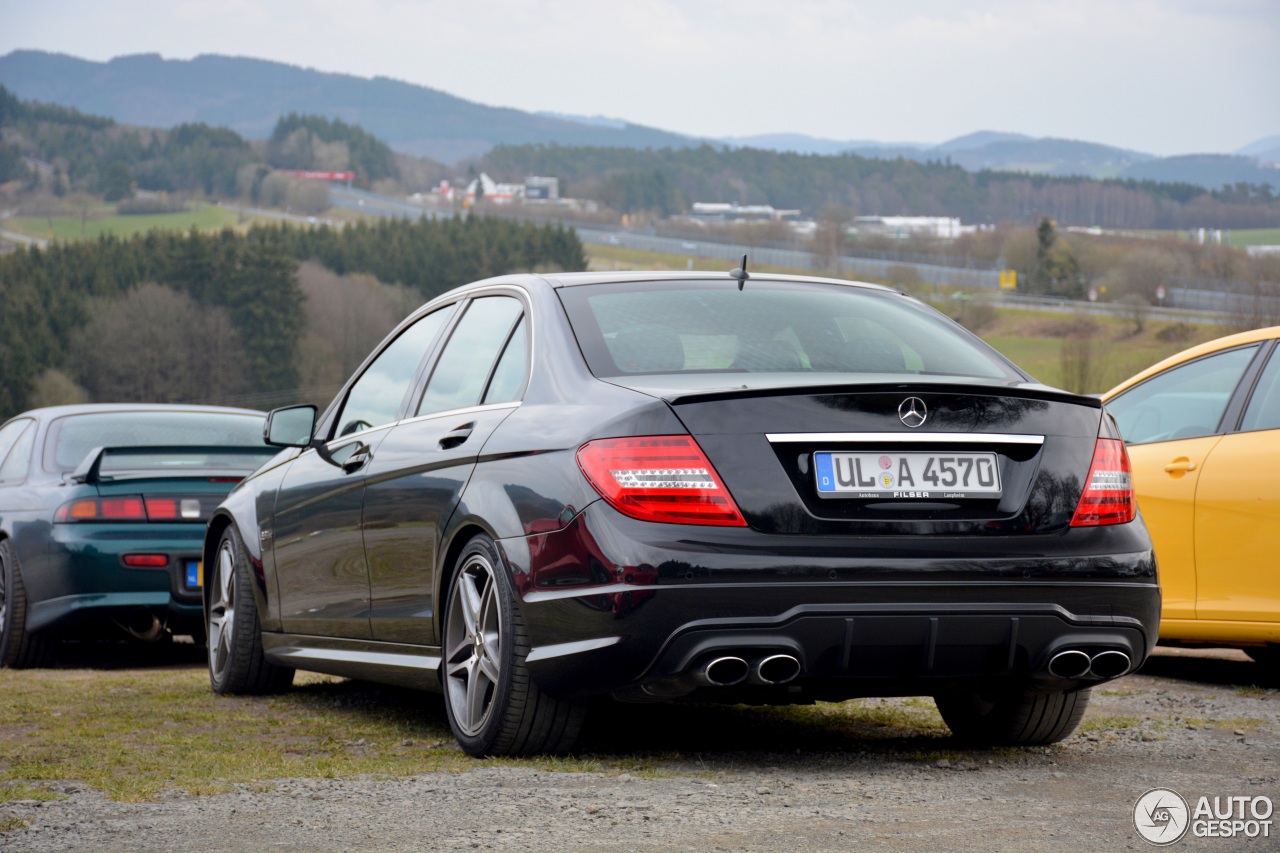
[330,187,1265,328]
[576,228,1002,289]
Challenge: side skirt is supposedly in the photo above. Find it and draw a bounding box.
[262,632,442,691]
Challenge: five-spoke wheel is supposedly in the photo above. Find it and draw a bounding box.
[441,534,585,756]
[444,551,504,737]
[207,535,239,685]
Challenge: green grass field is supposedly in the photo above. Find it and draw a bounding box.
[7,204,243,241]
[983,331,1195,393]
[1229,228,1280,248]
[0,654,956,802]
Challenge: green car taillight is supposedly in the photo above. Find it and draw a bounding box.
[54,495,206,522]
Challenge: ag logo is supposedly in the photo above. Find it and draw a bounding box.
[1134,788,1190,845]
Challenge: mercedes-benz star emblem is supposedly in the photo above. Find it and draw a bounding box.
[898,397,928,428]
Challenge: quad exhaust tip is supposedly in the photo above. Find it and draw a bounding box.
[694,653,801,687]
[751,654,802,685]
[1047,649,1092,679]
[1046,648,1132,679]
[1089,650,1132,679]
[695,656,749,687]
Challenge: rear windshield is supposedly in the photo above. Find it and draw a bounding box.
[558,280,1019,382]
[45,411,272,473]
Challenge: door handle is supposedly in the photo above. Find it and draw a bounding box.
[341,443,371,472]
[439,423,475,450]
[1163,458,1196,473]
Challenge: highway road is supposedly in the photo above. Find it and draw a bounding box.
[330,187,1241,326]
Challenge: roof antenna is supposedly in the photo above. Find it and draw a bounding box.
[730,255,750,290]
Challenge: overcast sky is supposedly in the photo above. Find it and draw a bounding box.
[4,0,1277,155]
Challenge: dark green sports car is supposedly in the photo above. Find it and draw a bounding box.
[0,404,276,667]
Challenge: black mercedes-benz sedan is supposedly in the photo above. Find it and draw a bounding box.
[205,270,1159,756]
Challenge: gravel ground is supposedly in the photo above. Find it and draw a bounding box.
[3,647,1277,852]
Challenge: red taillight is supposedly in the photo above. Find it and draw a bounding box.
[54,496,201,523]
[1070,438,1135,527]
[55,496,149,522]
[123,554,168,568]
[144,497,178,519]
[101,497,145,519]
[576,435,747,527]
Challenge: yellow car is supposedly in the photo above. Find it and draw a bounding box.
[1103,326,1280,665]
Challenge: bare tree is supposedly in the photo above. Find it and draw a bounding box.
[295,262,422,400]
[1058,317,1103,395]
[69,283,251,404]
[814,205,851,272]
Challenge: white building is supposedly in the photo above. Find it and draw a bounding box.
[690,202,801,222]
[853,216,968,239]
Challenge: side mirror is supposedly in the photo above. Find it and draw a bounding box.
[264,405,318,448]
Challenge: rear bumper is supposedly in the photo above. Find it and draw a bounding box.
[27,593,204,636]
[26,523,207,635]
[498,502,1160,699]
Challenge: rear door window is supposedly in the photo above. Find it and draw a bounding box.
[1239,348,1280,433]
[482,316,529,405]
[418,297,524,416]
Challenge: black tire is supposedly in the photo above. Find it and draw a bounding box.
[207,525,294,695]
[442,534,585,757]
[0,538,52,668]
[935,686,1091,746]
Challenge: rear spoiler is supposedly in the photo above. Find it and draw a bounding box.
[645,379,1104,409]
[66,445,273,485]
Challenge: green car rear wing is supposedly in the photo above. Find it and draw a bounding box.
[66,445,276,485]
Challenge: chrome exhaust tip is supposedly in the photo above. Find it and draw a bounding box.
[694,656,749,687]
[1089,650,1132,679]
[1047,649,1092,679]
[750,654,802,685]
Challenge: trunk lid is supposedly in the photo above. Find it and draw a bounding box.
[659,381,1102,535]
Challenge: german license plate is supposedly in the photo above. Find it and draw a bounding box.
[814,451,1001,499]
[185,560,202,589]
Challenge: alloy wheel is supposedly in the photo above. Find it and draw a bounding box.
[207,540,237,681]
[445,553,503,737]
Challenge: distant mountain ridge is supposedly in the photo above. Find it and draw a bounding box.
[0,50,701,163]
[0,49,1275,189]
[723,128,1278,189]
[723,129,1155,181]
[1237,135,1280,160]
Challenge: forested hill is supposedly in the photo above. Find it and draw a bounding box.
[0,218,585,419]
[0,50,700,164]
[0,86,405,194]
[480,144,1280,229]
